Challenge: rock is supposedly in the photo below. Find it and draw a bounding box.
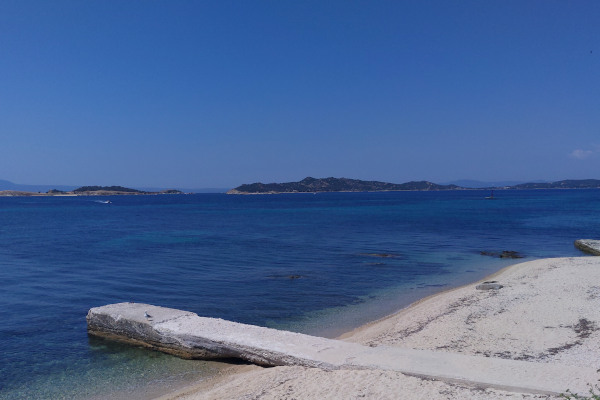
[359,253,401,258]
[574,239,600,256]
[480,251,524,259]
[500,251,524,259]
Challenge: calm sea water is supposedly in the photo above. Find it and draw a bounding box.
[1,190,599,399]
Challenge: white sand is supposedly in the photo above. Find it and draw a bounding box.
[158,257,600,400]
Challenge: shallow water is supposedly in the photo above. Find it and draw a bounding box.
[1,190,598,399]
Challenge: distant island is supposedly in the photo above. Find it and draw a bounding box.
[227,177,600,194]
[0,185,184,197]
[3,179,600,197]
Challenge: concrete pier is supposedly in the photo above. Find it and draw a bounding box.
[87,302,598,395]
[575,239,600,256]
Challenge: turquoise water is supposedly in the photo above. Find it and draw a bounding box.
[1,190,599,399]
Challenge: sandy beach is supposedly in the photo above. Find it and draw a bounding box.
[157,256,600,399]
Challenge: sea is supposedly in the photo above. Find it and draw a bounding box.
[1,189,599,399]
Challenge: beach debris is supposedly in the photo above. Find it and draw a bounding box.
[480,250,524,259]
[476,281,503,290]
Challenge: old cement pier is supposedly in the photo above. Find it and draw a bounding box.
[88,302,597,396]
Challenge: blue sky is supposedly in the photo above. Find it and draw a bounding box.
[1,1,598,189]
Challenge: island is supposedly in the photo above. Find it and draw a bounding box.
[227,177,600,194]
[0,186,184,197]
[510,179,600,189]
[227,177,460,194]
[3,178,600,197]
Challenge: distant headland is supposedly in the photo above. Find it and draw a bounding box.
[0,185,183,197]
[227,177,600,194]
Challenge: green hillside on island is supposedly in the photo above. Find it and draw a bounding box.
[61,186,183,195]
[1,185,183,196]
[227,177,460,194]
[227,177,600,194]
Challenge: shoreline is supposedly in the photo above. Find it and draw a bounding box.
[143,257,522,400]
[155,255,600,399]
[338,256,523,341]
[152,261,519,399]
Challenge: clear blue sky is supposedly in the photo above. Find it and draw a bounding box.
[1,1,598,188]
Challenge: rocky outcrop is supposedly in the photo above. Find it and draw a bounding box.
[574,239,600,256]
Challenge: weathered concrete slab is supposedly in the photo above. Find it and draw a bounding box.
[87,302,598,395]
[575,239,600,256]
[87,302,356,367]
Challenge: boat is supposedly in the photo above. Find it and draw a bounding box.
[485,191,495,200]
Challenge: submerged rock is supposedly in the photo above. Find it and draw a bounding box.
[359,253,401,258]
[500,251,524,259]
[480,250,524,259]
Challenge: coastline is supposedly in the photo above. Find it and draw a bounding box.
[337,254,531,342]
[151,261,518,400]
[155,256,600,399]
